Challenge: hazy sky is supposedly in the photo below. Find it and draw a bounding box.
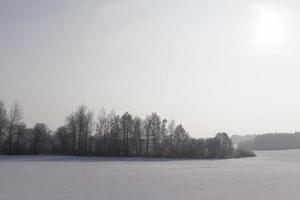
[1,0,300,137]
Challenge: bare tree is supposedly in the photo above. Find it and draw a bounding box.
[215,132,233,158]
[174,124,186,157]
[109,114,121,156]
[143,116,151,156]
[14,123,26,154]
[133,117,142,156]
[0,101,8,149]
[149,113,161,156]
[83,111,94,154]
[121,112,133,156]
[95,108,107,155]
[7,102,23,154]
[55,126,70,153]
[167,120,176,157]
[66,112,77,154]
[160,119,167,157]
[32,123,50,154]
[74,105,94,155]
[65,105,94,155]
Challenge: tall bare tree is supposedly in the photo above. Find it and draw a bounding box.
[110,114,121,156]
[32,123,50,154]
[66,112,77,154]
[174,124,186,157]
[14,123,26,154]
[0,101,8,149]
[56,126,70,153]
[7,102,23,154]
[167,120,176,156]
[149,113,161,156]
[74,105,94,154]
[95,108,107,155]
[160,119,167,157]
[133,117,142,156]
[121,112,133,156]
[65,105,94,155]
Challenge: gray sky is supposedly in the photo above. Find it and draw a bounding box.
[1,0,300,137]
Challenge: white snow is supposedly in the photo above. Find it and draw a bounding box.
[1,150,300,200]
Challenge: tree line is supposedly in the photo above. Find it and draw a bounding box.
[237,132,300,151]
[0,101,253,158]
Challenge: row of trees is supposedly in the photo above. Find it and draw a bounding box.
[237,132,300,151]
[0,101,243,158]
[0,102,51,154]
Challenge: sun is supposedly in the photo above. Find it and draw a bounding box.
[254,4,286,48]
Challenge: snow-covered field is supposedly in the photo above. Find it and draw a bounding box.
[1,150,300,200]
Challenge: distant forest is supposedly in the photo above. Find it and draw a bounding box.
[0,101,254,158]
[234,133,300,151]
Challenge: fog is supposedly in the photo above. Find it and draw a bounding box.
[1,0,300,137]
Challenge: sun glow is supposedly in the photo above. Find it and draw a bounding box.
[254,4,287,49]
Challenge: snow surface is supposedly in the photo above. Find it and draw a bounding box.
[1,150,300,200]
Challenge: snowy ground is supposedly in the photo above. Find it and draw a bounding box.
[1,150,300,200]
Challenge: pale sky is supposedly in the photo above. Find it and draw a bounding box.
[1,0,300,137]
